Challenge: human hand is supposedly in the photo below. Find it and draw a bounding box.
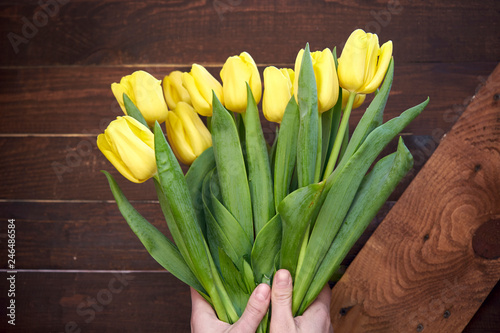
[190,269,333,333]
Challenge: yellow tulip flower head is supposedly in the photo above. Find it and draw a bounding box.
[163,71,192,110]
[338,29,393,94]
[341,88,366,109]
[220,52,262,113]
[181,64,223,117]
[293,48,339,113]
[97,116,156,183]
[165,102,212,165]
[263,66,294,123]
[111,70,169,127]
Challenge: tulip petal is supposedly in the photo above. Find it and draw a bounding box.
[338,29,368,92]
[360,41,393,94]
[165,111,197,165]
[263,66,292,123]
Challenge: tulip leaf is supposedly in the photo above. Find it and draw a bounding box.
[298,136,414,314]
[211,92,253,242]
[278,181,325,279]
[292,97,429,314]
[185,146,216,238]
[154,122,232,317]
[209,170,253,268]
[123,93,149,128]
[296,43,319,188]
[218,248,250,316]
[102,171,206,296]
[273,96,300,209]
[251,213,282,283]
[337,58,394,170]
[244,83,275,235]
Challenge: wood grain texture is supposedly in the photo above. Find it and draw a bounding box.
[330,64,500,332]
[0,1,499,66]
[0,201,394,271]
[0,134,431,200]
[0,63,495,135]
[0,271,191,333]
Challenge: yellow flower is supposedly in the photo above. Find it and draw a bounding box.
[163,71,192,110]
[97,116,156,183]
[111,70,169,126]
[338,29,393,94]
[262,66,294,123]
[182,64,223,117]
[220,52,262,113]
[341,88,366,109]
[293,48,339,113]
[165,102,212,165]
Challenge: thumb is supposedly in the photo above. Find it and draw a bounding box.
[270,269,295,331]
[231,283,270,332]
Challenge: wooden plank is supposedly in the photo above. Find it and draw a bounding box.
[463,281,500,333]
[0,63,495,135]
[0,199,393,271]
[330,64,500,332]
[0,134,431,200]
[1,1,498,66]
[0,271,191,332]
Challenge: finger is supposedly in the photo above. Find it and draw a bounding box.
[270,269,295,332]
[301,284,332,332]
[231,283,271,333]
[190,287,218,324]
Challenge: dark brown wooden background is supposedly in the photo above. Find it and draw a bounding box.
[0,0,498,332]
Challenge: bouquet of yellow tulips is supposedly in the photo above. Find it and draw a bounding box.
[97,29,428,332]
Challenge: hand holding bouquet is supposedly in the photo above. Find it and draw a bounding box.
[97,29,428,332]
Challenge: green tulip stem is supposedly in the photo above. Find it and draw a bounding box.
[322,92,356,180]
[313,114,323,184]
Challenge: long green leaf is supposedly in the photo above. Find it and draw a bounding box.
[154,122,233,321]
[298,136,414,314]
[278,181,325,279]
[243,83,275,235]
[185,146,216,238]
[211,92,253,241]
[102,171,205,294]
[273,97,300,209]
[296,43,319,188]
[251,214,282,283]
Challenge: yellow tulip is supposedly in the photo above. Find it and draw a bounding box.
[262,66,294,123]
[97,116,156,183]
[341,88,366,109]
[163,71,192,110]
[165,102,212,165]
[338,29,393,94]
[293,48,339,113]
[220,52,262,113]
[111,70,169,126]
[182,64,223,117]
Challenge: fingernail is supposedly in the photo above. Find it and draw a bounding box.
[255,284,270,301]
[276,270,291,287]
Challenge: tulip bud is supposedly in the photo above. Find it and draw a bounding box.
[341,88,366,109]
[165,102,212,165]
[97,116,156,183]
[111,71,169,126]
[163,71,192,110]
[181,64,223,117]
[220,52,262,113]
[262,66,294,123]
[338,29,393,94]
[293,48,339,113]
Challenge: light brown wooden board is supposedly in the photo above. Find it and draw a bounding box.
[330,64,500,332]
